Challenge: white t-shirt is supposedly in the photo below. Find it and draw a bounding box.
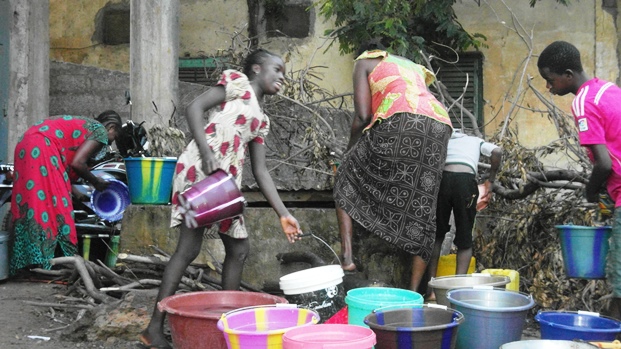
[445,132,499,175]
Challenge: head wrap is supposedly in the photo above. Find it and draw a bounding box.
[96,110,122,128]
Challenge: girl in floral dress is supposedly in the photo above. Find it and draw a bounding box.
[140,49,302,349]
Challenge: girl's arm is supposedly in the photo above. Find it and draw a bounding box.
[249,141,302,243]
[71,139,108,192]
[185,86,227,175]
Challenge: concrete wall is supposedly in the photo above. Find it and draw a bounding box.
[50,61,206,125]
[119,205,343,291]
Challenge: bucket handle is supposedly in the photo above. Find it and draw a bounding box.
[370,304,465,324]
[219,304,314,331]
[372,303,424,313]
[220,303,299,318]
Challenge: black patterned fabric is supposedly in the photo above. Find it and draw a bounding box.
[334,113,451,262]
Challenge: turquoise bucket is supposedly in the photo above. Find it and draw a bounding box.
[555,225,612,279]
[124,157,177,204]
[345,287,423,327]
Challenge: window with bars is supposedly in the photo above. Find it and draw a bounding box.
[178,57,225,86]
[433,52,484,133]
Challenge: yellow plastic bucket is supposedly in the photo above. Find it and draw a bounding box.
[481,269,520,292]
[436,254,476,277]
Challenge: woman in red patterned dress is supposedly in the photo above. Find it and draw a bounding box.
[9,112,122,276]
[140,49,302,349]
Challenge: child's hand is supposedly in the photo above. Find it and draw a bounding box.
[280,215,302,243]
[201,151,220,175]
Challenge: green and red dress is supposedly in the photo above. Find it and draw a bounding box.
[9,116,109,275]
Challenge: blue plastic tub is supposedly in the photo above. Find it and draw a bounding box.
[555,225,612,279]
[535,310,621,341]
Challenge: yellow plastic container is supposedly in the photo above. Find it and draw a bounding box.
[436,254,476,277]
[481,269,520,292]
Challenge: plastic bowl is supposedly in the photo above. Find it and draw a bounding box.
[91,178,130,222]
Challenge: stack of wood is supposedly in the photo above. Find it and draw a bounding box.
[27,246,262,308]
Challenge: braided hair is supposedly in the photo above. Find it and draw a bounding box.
[95,110,122,128]
[242,49,277,79]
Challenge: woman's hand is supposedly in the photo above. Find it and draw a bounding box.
[280,215,302,243]
[91,177,110,192]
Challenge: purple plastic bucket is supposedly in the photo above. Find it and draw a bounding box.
[217,304,320,349]
[535,310,621,341]
[178,169,246,228]
[555,225,612,279]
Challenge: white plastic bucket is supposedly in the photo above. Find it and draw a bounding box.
[0,230,9,280]
[279,265,346,323]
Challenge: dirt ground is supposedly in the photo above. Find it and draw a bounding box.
[0,278,155,349]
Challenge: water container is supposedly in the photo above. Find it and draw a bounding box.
[158,291,288,349]
[124,157,177,204]
[282,324,376,348]
[279,265,346,323]
[0,230,9,280]
[480,269,520,291]
[364,304,464,349]
[217,304,320,349]
[345,287,423,327]
[535,310,621,341]
[500,340,603,348]
[427,274,510,307]
[555,225,612,279]
[446,287,535,349]
[436,254,476,277]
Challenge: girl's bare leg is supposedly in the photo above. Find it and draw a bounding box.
[336,206,356,271]
[140,226,203,348]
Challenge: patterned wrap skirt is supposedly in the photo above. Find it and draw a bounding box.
[334,113,452,262]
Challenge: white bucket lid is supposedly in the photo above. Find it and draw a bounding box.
[279,265,344,295]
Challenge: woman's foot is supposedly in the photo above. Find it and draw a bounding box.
[139,332,172,349]
[341,255,357,271]
[424,291,436,303]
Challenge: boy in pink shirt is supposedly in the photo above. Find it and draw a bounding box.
[538,40,621,317]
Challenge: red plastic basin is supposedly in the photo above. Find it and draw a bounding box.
[158,291,288,349]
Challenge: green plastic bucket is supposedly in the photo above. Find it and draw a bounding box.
[345,287,423,327]
[124,157,177,204]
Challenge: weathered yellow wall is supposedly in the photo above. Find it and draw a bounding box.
[453,1,618,153]
[49,0,619,155]
[50,0,354,94]
[50,0,130,72]
[179,0,249,56]
[178,0,355,95]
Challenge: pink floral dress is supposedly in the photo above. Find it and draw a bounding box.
[170,70,270,238]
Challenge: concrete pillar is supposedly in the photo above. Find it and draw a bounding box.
[7,0,49,161]
[129,0,179,128]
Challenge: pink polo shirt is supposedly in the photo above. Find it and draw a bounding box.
[572,78,621,207]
